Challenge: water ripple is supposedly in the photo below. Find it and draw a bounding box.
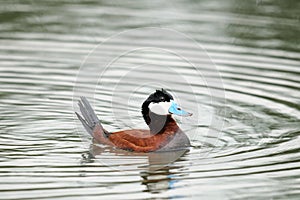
[1,0,299,199]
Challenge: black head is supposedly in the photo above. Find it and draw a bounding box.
[142,88,173,124]
[146,88,173,104]
[141,89,192,134]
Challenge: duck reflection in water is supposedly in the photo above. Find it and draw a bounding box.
[81,142,189,194]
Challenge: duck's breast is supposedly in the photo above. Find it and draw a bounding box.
[157,129,190,152]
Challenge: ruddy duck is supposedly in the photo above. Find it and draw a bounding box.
[75,89,192,152]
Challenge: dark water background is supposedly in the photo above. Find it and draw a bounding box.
[1,0,300,199]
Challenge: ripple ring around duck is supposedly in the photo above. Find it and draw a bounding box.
[73,27,226,171]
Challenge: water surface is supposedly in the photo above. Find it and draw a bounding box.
[1,0,300,199]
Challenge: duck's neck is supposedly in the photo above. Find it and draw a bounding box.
[146,112,179,135]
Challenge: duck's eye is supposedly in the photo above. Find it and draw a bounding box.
[159,97,165,101]
[177,107,181,110]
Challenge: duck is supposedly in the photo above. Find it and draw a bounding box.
[75,89,192,152]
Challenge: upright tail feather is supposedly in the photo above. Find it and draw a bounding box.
[75,97,109,137]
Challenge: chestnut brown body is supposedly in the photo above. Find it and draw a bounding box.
[92,116,190,152]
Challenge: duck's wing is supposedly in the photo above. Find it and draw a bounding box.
[108,129,166,152]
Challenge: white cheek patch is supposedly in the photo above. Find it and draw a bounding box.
[149,101,172,115]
